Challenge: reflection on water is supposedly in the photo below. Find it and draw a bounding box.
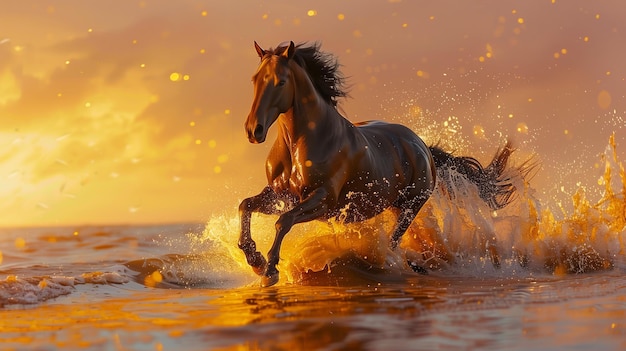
[3,272,624,350]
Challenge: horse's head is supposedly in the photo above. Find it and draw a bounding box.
[245,41,295,144]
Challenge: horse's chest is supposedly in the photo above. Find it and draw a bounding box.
[288,163,306,192]
[267,156,308,195]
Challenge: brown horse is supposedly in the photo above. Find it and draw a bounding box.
[239,41,517,287]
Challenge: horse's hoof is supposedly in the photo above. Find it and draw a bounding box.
[249,253,268,276]
[260,271,279,287]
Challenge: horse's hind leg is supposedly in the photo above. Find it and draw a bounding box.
[389,207,419,251]
[390,195,431,274]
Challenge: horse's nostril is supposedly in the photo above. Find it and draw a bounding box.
[253,124,264,139]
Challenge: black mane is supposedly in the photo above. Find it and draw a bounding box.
[268,42,348,107]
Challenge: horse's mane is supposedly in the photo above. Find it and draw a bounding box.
[268,42,348,107]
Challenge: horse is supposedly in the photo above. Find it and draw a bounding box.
[238,41,517,287]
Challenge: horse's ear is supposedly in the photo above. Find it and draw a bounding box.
[254,41,265,58]
[280,41,295,60]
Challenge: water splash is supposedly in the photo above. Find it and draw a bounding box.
[199,134,624,285]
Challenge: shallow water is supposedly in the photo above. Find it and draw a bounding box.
[0,222,625,351]
[1,139,626,350]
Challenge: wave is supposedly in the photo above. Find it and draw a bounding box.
[0,270,129,307]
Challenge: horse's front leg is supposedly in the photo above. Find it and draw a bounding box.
[262,187,330,287]
[238,186,284,275]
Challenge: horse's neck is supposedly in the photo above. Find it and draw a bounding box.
[279,65,350,145]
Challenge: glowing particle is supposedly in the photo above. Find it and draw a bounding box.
[213,165,222,174]
[189,121,196,127]
[473,125,485,138]
[598,90,611,109]
[152,271,163,283]
[224,109,231,115]
[527,98,533,102]
[201,10,208,16]
[305,160,313,167]
[208,139,217,148]
[353,30,362,38]
[195,139,202,145]
[73,231,79,236]
[516,122,528,134]
[87,28,93,33]
[508,113,514,118]
[402,23,408,28]
[217,154,229,163]
[553,52,560,59]
[595,14,600,20]
[183,74,190,81]
[605,71,611,76]
[561,48,567,55]
[0,251,3,265]
[140,63,146,68]
[517,17,524,24]
[416,70,426,77]
[65,60,71,65]
[583,36,589,42]
[38,280,48,289]
[337,13,345,21]
[170,72,181,81]
[57,93,62,97]
[307,10,317,17]
[429,15,435,20]
[199,48,206,54]
[132,39,138,44]
[409,106,422,116]
[479,56,485,62]
[15,237,26,249]
[144,271,162,286]
[262,13,268,20]
[274,19,282,26]
[85,102,91,108]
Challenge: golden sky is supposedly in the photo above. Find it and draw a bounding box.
[1,0,624,227]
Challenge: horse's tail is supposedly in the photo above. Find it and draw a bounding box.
[429,141,520,210]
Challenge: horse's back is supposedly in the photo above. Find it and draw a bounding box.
[354,120,433,169]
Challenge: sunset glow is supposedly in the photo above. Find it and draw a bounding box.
[1,1,624,226]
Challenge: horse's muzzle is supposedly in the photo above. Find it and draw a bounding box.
[247,124,266,144]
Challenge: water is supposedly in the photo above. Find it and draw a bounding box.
[1,137,625,350]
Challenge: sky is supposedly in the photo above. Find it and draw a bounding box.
[0,0,624,227]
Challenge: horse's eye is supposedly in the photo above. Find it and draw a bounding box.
[277,80,286,87]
